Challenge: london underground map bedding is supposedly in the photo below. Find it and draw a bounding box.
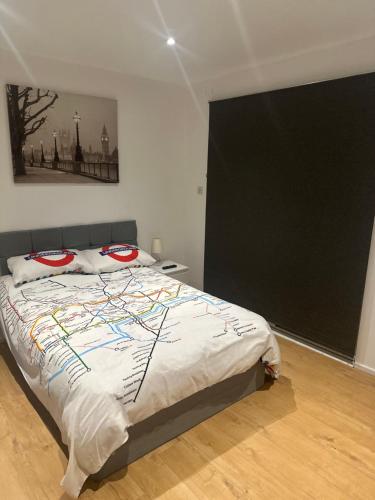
[0,267,280,498]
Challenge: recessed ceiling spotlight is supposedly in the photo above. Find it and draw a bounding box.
[166,37,175,46]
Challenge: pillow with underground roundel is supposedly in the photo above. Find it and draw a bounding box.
[80,243,155,274]
[7,249,83,285]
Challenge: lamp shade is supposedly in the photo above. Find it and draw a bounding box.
[151,238,163,257]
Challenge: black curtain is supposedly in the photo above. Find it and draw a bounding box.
[204,72,375,360]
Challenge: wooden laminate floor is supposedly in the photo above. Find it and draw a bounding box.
[0,336,375,500]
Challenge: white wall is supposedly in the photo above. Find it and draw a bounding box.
[356,222,375,375]
[183,37,375,372]
[0,48,190,266]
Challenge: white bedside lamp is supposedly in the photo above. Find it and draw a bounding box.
[151,238,163,262]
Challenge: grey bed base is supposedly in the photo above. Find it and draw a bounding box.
[2,342,264,484]
[0,220,266,485]
[93,361,264,481]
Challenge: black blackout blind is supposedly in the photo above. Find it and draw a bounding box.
[204,72,375,360]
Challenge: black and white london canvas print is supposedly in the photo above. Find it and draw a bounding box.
[6,84,119,183]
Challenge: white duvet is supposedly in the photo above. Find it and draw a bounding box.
[0,267,280,497]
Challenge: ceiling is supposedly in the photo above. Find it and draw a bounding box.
[0,0,375,85]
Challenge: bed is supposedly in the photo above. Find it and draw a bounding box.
[0,220,280,498]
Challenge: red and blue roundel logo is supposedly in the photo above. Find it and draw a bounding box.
[99,244,139,262]
[25,250,76,267]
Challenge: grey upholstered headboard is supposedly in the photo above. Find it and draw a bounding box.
[0,220,137,275]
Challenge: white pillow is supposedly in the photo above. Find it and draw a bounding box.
[7,249,83,285]
[80,244,155,274]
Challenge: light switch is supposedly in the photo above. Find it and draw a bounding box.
[197,186,204,195]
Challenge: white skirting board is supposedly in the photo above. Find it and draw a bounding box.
[354,361,375,376]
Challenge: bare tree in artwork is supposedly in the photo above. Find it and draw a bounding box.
[6,84,58,176]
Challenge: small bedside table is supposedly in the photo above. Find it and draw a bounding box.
[151,260,190,285]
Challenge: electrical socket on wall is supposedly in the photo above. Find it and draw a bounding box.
[197,186,204,195]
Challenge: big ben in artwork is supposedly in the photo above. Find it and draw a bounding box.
[101,124,109,160]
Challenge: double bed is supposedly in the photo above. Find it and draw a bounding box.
[0,220,280,498]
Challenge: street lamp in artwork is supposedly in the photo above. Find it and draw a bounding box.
[40,140,46,163]
[73,111,84,162]
[52,130,60,163]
